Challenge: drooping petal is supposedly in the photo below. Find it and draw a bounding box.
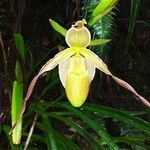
[81,48,150,107]
[21,48,75,118]
[58,58,70,87]
[113,76,150,107]
[24,48,75,100]
[80,48,112,75]
[65,55,89,107]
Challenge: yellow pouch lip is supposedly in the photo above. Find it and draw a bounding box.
[65,55,89,107]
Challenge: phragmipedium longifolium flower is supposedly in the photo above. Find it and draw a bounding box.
[16,20,150,124]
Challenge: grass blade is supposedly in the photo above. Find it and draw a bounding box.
[92,0,118,17]
[90,39,111,46]
[54,130,80,150]
[88,0,118,26]
[2,125,22,150]
[113,136,150,149]
[42,115,58,150]
[14,33,25,82]
[2,125,15,150]
[82,103,150,134]
[48,112,102,150]
[56,103,119,150]
[49,19,67,37]
[124,0,141,54]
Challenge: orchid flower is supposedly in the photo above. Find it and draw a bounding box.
[19,20,150,120]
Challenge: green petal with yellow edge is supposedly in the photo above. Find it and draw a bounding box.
[65,54,89,107]
[81,48,150,107]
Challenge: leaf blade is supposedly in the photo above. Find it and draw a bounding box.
[42,115,58,150]
[49,19,67,37]
[90,39,111,46]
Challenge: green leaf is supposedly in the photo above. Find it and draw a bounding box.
[82,103,150,135]
[42,115,58,150]
[112,136,150,149]
[88,0,118,26]
[90,39,111,46]
[49,19,67,37]
[55,103,120,150]
[124,0,141,54]
[11,81,23,144]
[34,122,80,150]
[48,112,102,150]
[14,33,25,58]
[2,125,22,150]
[14,33,26,82]
[23,133,46,144]
[11,33,26,144]
[15,61,23,82]
[99,135,150,149]
[40,77,60,97]
[54,130,80,150]
[92,0,118,17]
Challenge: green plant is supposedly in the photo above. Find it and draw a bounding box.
[1,0,150,149]
[11,33,26,144]
[23,101,150,149]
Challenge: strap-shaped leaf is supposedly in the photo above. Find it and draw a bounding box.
[82,103,150,134]
[42,115,58,150]
[49,19,67,37]
[92,0,118,17]
[56,103,120,150]
[88,0,118,26]
[90,39,111,46]
[48,113,105,149]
